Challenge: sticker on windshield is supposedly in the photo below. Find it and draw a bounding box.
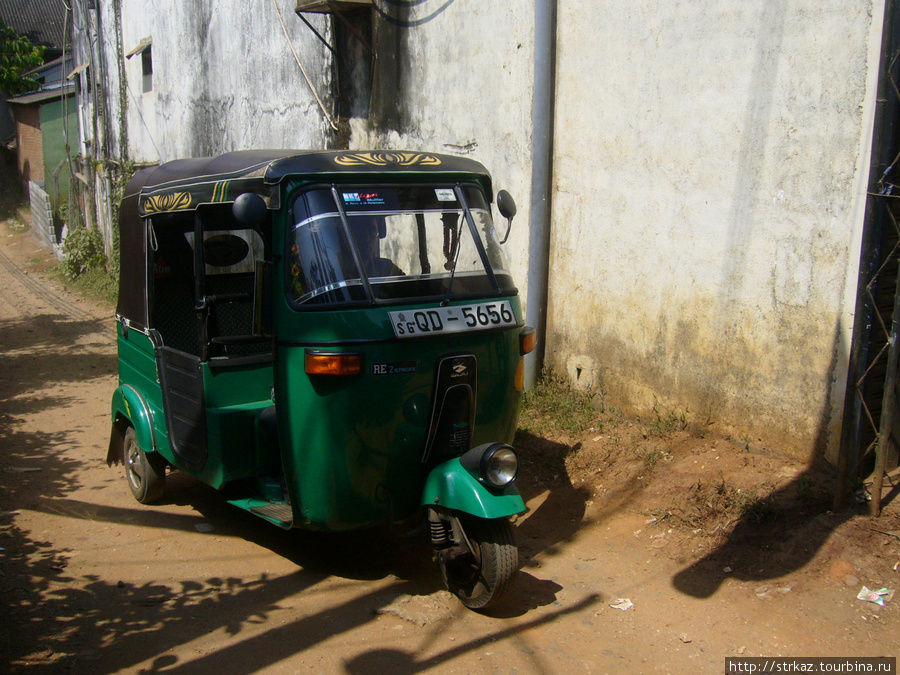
[434,189,456,202]
[390,301,516,338]
[342,191,385,206]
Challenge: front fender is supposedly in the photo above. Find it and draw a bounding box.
[421,457,527,519]
[108,385,156,465]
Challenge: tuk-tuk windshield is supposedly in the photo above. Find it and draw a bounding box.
[288,185,514,306]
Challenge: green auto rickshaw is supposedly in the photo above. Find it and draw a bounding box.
[107,150,535,610]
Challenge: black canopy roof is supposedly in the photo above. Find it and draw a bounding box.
[127,150,493,218]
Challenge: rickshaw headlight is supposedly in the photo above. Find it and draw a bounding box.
[460,443,519,488]
[484,446,518,488]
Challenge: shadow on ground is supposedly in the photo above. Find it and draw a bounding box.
[0,478,596,674]
[1,425,600,673]
[671,467,875,598]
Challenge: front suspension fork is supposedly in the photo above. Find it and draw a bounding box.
[428,507,477,565]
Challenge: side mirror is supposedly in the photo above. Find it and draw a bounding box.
[496,189,516,244]
[233,193,268,226]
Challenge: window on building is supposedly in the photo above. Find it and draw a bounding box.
[142,47,153,93]
[126,37,153,93]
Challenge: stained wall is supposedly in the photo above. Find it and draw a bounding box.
[546,1,882,461]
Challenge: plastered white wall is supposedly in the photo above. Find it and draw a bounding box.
[104,0,334,161]
[549,0,882,462]
[90,0,535,287]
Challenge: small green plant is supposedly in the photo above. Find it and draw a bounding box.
[640,447,671,471]
[61,225,105,278]
[54,161,126,304]
[59,225,117,302]
[738,488,779,523]
[647,397,688,438]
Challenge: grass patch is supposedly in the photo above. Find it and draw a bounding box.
[646,398,689,438]
[55,263,118,305]
[519,369,600,440]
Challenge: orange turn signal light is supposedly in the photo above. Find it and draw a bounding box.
[515,359,525,391]
[305,351,363,376]
[520,327,536,355]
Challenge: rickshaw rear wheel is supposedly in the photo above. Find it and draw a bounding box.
[124,426,166,504]
[439,515,518,611]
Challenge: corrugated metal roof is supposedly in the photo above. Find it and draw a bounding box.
[0,0,66,51]
[4,54,74,103]
[7,82,74,105]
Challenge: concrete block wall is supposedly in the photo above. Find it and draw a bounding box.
[28,180,58,255]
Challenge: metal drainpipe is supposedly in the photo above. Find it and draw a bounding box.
[524,0,557,389]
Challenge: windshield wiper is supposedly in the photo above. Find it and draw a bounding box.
[441,185,499,307]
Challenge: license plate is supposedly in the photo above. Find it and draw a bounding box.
[390,301,516,338]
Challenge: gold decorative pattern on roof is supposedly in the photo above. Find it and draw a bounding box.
[334,152,442,167]
[143,192,192,214]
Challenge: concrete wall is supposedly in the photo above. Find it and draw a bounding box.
[548,0,882,462]
[95,0,335,162]
[28,180,57,253]
[83,0,536,309]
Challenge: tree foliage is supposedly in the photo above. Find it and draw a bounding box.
[0,22,44,96]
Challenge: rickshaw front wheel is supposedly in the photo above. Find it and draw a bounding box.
[438,515,518,611]
[124,427,166,504]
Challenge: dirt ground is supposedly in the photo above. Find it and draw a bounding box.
[1,218,898,674]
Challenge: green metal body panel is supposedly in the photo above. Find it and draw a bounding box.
[272,323,523,529]
[115,323,276,488]
[421,457,527,518]
[110,384,156,454]
[272,297,523,530]
[200,363,274,487]
[114,325,164,452]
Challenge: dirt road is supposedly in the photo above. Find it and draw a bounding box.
[1,219,898,674]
